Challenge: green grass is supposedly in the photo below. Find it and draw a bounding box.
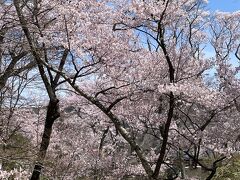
[213,155,240,180]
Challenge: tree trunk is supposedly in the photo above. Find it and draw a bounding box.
[179,149,185,179]
[152,92,174,179]
[30,99,60,180]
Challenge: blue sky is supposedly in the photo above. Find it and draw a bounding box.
[208,0,240,12]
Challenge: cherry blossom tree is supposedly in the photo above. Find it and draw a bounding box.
[53,0,239,179]
[1,0,240,179]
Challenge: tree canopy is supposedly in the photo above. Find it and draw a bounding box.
[0,0,240,179]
